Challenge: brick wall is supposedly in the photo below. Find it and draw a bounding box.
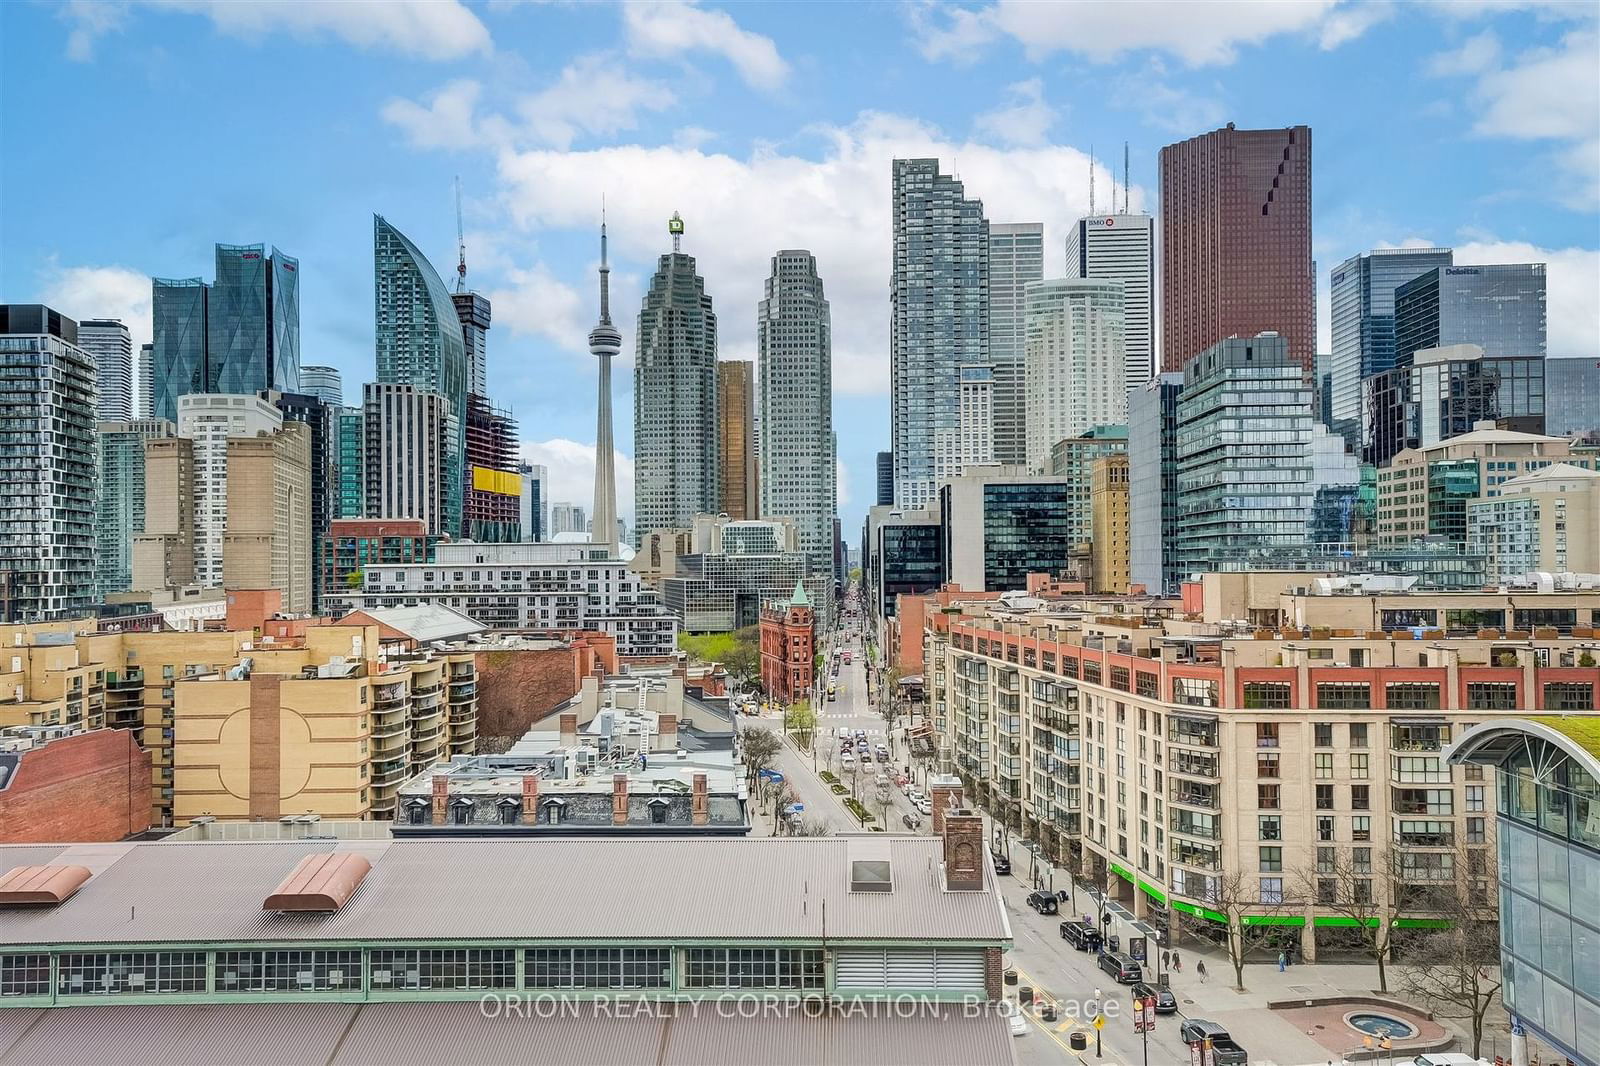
[475,647,581,744]
[0,729,151,843]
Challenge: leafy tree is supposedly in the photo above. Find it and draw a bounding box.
[783,700,817,751]
[344,568,364,589]
[722,625,762,686]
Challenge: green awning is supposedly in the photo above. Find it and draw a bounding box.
[1137,879,1166,904]
[1171,900,1226,923]
[1109,863,1134,883]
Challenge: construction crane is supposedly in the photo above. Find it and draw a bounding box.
[454,175,467,293]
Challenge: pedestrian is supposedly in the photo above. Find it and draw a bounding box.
[1277,950,1286,973]
[1197,960,1207,983]
[1161,950,1171,971]
[1171,951,1181,973]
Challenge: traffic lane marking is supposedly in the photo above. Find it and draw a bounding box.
[1012,964,1089,1065]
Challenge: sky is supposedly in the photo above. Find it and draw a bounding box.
[3,0,1598,538]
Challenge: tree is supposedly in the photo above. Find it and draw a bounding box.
[740,727,781,788]
[1293,845,1402,993]
[783,700,817,752]
[344,568,364,589]
[792,816,834,837]
[1206,868,1300,991]
[723,625,762,687]
[881,666,903,723]
[1394,846,1502,1058]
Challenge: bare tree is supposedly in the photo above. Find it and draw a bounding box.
[1293,845,1402,993]
[792,816,834,837]
[1207,867,1299,992]
[741,727,781,789]
[1395,846,1502,1059]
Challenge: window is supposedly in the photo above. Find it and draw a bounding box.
[1544,682,1594,711]
[1352,817,1371,842]
[0,954,51,997]
[683,948,824,989]
[1083,661,1102,685]
[525,948,671,989]
[1314,723,1334,747]
[1256,722,1280,748]
[1260,878,1284,904]
[1466,785,1486,812]
[450,800,474,825]
[1317,846,1337,873]
[1243,683,1291,709]
[1385,683,1441,710]
[1315,753,1334,779]
[1316,784,1335,810]
[1258,784,1280,810]
[1259,846,1283,872]
[1259,815,1281,841]
[1466,817,1486,844]
[215,950,362,992]
[1317,817,1335,842]
[1171,677,1217,707]
[1136,673,1159,699]
[1317,879,1338,905]
[1110,666,1130,692]
[1351,785,1370,811]
[1349,723,1369,748]
[1353,879,1373,905]
[1466,682,1518,710]
[1257,752,1280,778]
[1317,683,1371,709]
[1352,847,1372,874]
[57,952,208,995]
[369,949,516,990]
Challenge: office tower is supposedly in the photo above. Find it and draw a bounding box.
[0,306,97,621]
[1393,263,1547,367]
[938,468,1073,592]
[718,360,759,521]
[452,292,491,398]
[988,223,1043,465]
[1066,212,1155,389]
[1048,426,1127,549]
[374,215,468,538]
[519,462,548,541]
[1327,248,1454,447]
[136,343,154,418]
[588,221,621,557]
[891,158,989,506]
[220,423,313,612]
[299,365,345,407]
[171,393,283,590]
[150,244,300,421]
[1174,334,1329,576]
[464,394,521,542]
[863,505,944,623]
[1159,124,1314,371]
[1545,358,1600,437]
[635,214,719,542]
[956,365,996,470]
[1128,373,1184,597]
[1024,278,1127,471]
[659,515,828,633]
[1089,454,1130,595]
[550,503,587,536]
[758,250,836,573]
[335,407,364,519]
[362,383,451,537]
[79,319,134,419]
[97,418,177,597]
[1363,344,1547,467]
[875,451,894,505]
[271,390,335,610]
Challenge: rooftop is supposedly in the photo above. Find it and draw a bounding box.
[338,603,485,645]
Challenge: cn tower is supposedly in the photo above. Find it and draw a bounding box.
[588,216,621,557]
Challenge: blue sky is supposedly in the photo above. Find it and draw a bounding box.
[3,0,1597,536]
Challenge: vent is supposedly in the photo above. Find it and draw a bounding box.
[0,864,92,905]
[263,852,371,912]
[847,836,893,893]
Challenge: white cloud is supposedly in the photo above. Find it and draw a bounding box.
[516,56,676,150]
[1431,29,1599,210]
[972,78,1057,146]
[1455,240,1600,359]
[490,111,1142,396]
[485,262,589,357]
[521,438,636,525]
[912,0,1363,68]
[1111,62,1227,134]
[63,0,491,61]
[674,126,718,150]
[622,1,789,90]
[39,262,154,351]
[381,80,485,150]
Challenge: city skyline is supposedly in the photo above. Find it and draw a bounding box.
[4,2,1598,533]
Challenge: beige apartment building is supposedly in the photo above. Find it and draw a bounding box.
[921,575,1600,959]
[1089,454,1130,595]
[0,620,477,826]
[1467,463,1600,581]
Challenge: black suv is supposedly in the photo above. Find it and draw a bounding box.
[1058,921,1103,953]
[991,853,1011,875]
[1025,891,1059,915]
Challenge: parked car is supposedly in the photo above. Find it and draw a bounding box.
[1177,1020,1247,1064]
[1058,921,1103,953]
[902,812,921,830]
[991,852,1011,875]
[1097,951,1142,984]
[1025,890,1059,915]
[914,797,932,815]
[1001,1000,1027,1037]
[1130,982,1176,1013]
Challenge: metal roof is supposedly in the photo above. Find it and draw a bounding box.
[0,837,1007,946]
[344,603,486,644]
[0,1001,1016,1066]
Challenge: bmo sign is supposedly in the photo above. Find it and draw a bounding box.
[1095,217,1116,227]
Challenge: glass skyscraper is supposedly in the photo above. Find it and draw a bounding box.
[1545,357,1600,437]
[890,158,989,507]
[1327,247,1453,448]
[95,417,176,597]
[336,407,364,519]
[150,277,209,423]
[1363,346,1546,466]
[374,215,468,538]
[988,223,1043,466]
[1394,263,1547,366]
[1128,373,1183,596]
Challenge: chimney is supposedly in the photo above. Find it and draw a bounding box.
[431,774,449,824]
[659,713,678,752]
[521,773,539,825]
[559,712,577,747]
[692,772,708,826]
[942,809,985,891]
[928,776,965,835]
[612,772,629,825]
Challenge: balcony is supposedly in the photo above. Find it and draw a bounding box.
[1390,756,1452,784]
[107,672,144,691]
[1170,750,1219,779]
[412,683,442,697]
[370,758,410,786]
[1172,783,1219,810]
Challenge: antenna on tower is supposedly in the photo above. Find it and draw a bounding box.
[454,176,467,293]
[1088,143,1095,215]
[1123,141,1130,214]
[668,210,685,254]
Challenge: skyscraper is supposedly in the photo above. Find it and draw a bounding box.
[635,214,718,541]
[1066,212,1155,390]
[988,223,1043,466]
[1159,124,1314,371]
[96,418,176,597]
[1128,373,1185,597]
[452,292,491,398]
[136,343,154,418]
[374,215,468,538]
[173,392,283,590]
[519,462,548,541]
[363,383,452,537]
[718,359,759,521]
[150,243,300,421]
[589,221,621,557]
[550,503,588,536]
[757,250,836,573]
[335,407,364,519]
[1327,248,1454,448]
[891,158,989,507]
[0,306,97,621]
[464,394,521,543]
[299,365,345,407]
[875,451,894,506]
[1393,263,1547,366]
[1024,278,1127,471]
[270,390,335,610]
[79,319,134,420]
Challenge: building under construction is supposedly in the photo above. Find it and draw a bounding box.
[464,393,521,542]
